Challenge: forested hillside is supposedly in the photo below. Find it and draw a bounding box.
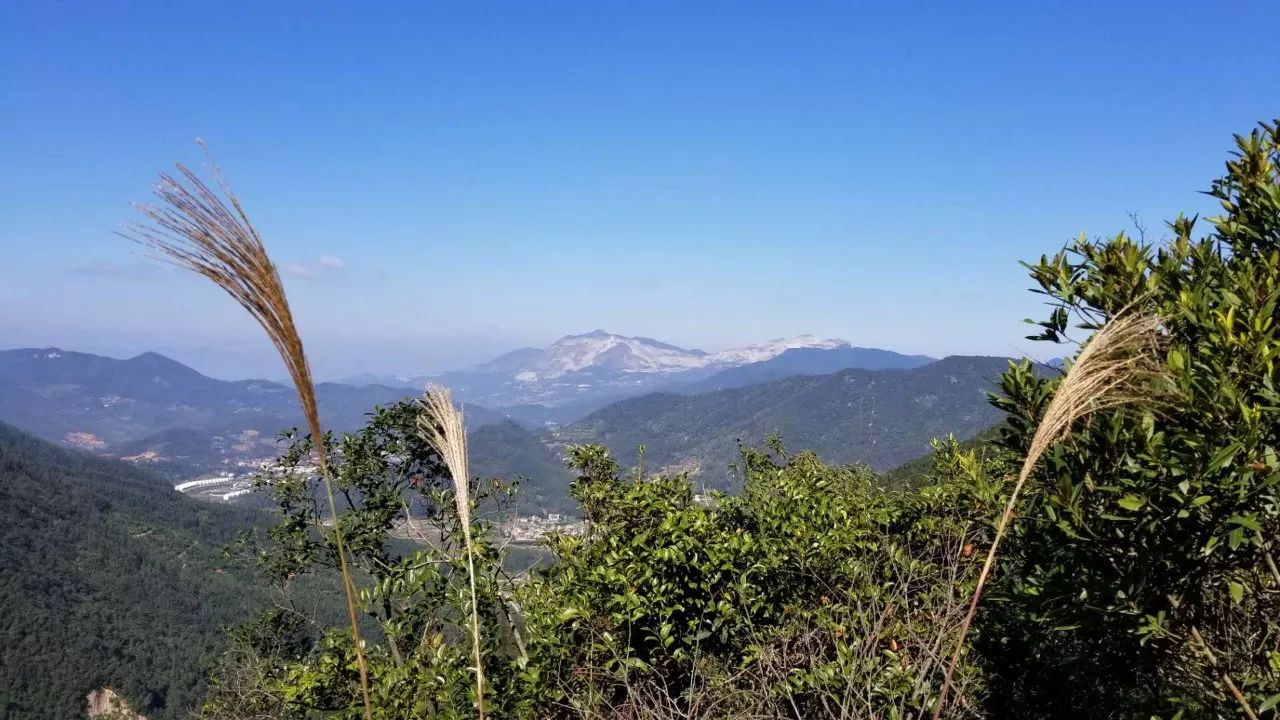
[563,355,1014,481]
[680,345,934,393]
[0,423,275,720]
[468,420,575,514]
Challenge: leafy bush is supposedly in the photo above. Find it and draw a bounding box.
[203,397,1008,719]
[984,121,1280,718]
[203,401,529,719]
[520,439,1008,719]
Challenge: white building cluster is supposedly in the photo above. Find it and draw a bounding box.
[175,472,256,502]
[501,514,584,543]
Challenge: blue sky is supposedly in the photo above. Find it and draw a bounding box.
[1,1,1276,379]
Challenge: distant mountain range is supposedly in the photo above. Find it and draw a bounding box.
[335,330,933,417]
[0,331,931,452]
[0,347,509,467]
[0,336,1013,508]
[486,330,852,377]
[676,345,934,394]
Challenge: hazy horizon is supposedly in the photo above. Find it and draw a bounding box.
[2,327,948,383]
[5,2,1277,378]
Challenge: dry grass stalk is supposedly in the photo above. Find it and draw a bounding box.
[416,384,487,719]
[930,307,1163,719]
[121,144,374,720]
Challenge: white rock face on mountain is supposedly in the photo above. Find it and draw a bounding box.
[703,334,849,366]
[501,330,850,379]
[531,330,707,378]
[337,331,858,414]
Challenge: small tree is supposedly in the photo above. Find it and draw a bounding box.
[204,400,526,719]
[986,121,1280,718]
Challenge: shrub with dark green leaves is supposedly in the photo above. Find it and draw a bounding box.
[519,439,1007,718]
[984,121,1280,718]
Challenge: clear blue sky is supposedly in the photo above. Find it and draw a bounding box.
[1,1,1276,379]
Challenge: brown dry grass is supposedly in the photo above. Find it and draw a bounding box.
[121,144,374,720]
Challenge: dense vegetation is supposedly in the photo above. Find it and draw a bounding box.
[204,428,1007,719]
[977,121,1280,717]
[562,355,1013,481]
[189,119,1280,719]
[0,422,272,720]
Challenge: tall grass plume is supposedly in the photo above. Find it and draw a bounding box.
[931,307,1164,719]
[416,384,487,719]
[120,143,374,720]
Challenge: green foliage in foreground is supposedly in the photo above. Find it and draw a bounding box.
[520,441,1004,718]
[204,401,525,720]
[982,120,1280,718]
[203,432,1006,719]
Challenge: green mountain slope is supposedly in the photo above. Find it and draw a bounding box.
[562,356,1015,484]
[468,421,574,514]
[880,425,1004,488]
[679,345,934,393]
[0,422,272,720]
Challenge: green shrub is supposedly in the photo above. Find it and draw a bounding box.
[519,439,1007,718]
[202,401,528,719]
[985,120,1280,718]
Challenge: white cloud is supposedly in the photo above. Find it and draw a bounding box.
[282,262,316,279]
[282,255,344,279]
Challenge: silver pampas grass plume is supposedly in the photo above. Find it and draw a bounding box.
[416,384,487,718]
[932,307,1164,719]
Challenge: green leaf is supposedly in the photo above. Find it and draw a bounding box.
[1117,495,1146,511]
[1209,442,1242,469]
[1229,582,1244,605]
[1226,514,1261,532]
